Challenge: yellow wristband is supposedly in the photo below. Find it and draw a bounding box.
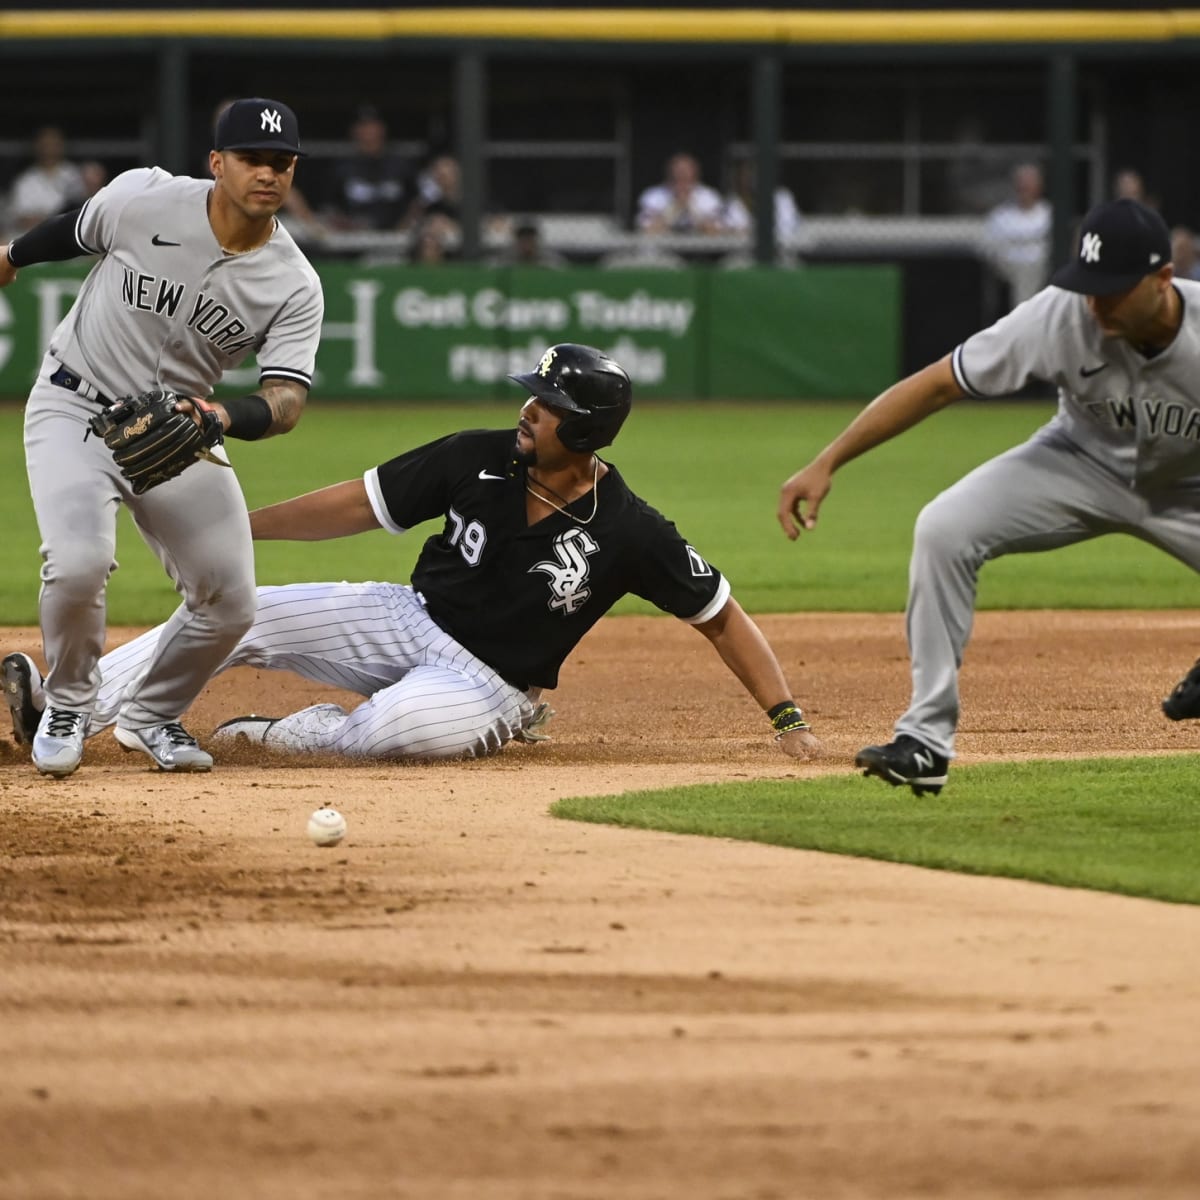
[768,701,810,734]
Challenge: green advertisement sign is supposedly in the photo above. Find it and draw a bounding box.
[708,265,901,399]
[0,262,897,401]
[309,265,703,400]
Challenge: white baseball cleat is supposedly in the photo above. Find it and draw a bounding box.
[32,706,87,778]
[115,722,213,772]
[211,714,278,747]
[214,705,346,753]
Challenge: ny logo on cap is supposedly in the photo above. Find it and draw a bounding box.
[1081,232,1102,263]
[260,108,283,134]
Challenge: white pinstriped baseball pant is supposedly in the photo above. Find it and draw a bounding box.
[88,582,539,759]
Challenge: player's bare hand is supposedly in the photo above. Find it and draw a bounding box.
[775,727,824,759]
[0,246,18,288]
[177,395,227,432]
[777,462,832,540]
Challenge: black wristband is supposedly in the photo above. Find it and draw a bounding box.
[767,700,810,734]
[223,393,273,440]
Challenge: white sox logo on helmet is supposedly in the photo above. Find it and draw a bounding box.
[529,527,598,614]
[535,347,557,377]
[260,108,283,134]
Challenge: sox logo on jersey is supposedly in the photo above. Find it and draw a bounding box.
[529,528,599,614]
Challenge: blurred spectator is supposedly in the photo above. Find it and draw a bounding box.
[721,157,803,261]
[636,152,725,235]
[983,161,1051,309]
[1171,225,1200,281]
[79,159,108,201]
[7,125,85,232]
[487,217,567,268]
[408,214,458,264]
[1113,167,1157,209]
[403,154,462,239]
[945,116,1012,215]
[326,105,413,231]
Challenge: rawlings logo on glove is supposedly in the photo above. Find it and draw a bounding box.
[88,389,228,495]
[122,413,155,440]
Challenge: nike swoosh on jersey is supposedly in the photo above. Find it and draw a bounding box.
[1080,363,1108,378]
[478,469,507,481]
[151,234,181,246]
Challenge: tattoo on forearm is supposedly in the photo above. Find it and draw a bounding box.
[260,381,307,432]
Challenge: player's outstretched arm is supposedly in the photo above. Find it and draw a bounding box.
[249,479,381,541]
[777,355,965,540]
[693,597,823,760]
[1,207,87,288]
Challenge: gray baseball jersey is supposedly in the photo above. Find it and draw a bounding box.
[951,279,1200,488]
[899,282,1200,757]
[23,164,323,735]
[52,166,322,399]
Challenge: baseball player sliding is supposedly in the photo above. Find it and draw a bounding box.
[6,344,822,764]
[779,197,1200,796]
[0,99,323,778]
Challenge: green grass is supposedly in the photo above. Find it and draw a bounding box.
[2,397,1198,623]
[553,755,1200,905]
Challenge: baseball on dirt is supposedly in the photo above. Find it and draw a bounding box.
[307,807,347,847]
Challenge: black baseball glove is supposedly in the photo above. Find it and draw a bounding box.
[88,389,226,495]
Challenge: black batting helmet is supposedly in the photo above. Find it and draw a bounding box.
[508,343,633,452]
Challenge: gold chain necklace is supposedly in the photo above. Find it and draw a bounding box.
[525,458,600,525]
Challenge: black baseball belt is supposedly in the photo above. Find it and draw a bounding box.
[49,362,113,407]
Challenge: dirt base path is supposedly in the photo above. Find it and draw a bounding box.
[3,611,1200,1199]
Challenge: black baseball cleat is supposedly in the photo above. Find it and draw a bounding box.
[3,652,45,746]
[855,734,949,797]
[1162,659,1200,720]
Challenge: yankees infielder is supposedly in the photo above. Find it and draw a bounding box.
[7,345,822,763]
[778,197,1200,795]
[0,98,323,779]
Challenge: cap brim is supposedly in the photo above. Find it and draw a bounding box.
[506,372,586,412]
[1050,261,1155,296]
[219,140,305,157]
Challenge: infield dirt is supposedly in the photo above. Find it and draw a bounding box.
[3,610,1199,1199]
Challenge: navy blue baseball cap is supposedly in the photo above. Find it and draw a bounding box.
[1051,198,1171,295]
[214,98,304,157]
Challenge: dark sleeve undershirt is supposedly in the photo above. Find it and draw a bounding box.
[7,208,87,267]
